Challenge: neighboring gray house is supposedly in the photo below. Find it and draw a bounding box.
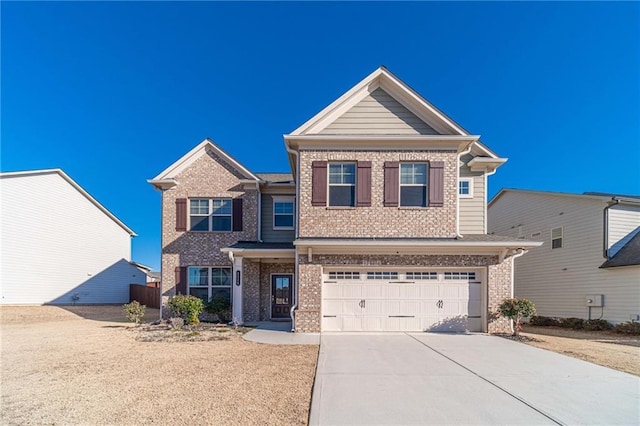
[488,189,640,324]
[150,66,542,333]
[0,169,146,305]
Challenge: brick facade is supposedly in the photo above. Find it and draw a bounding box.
[298,150,458,238]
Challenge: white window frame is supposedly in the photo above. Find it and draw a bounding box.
[272,196,295,230]
[458,178,474,198]
[187,266,232,302]
[328,162,356,207]
[189,198,232,232]
[551,227,563,249]
[400,163,428,207]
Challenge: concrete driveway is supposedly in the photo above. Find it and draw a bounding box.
[310,333,640,425]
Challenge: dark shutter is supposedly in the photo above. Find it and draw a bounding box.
[175,198,187,231]
[428,161,445,207]
[312,161,328,206]
[175,266,187,295]
[384,161,399,207]
[232,198,243,231]
[356,161,372,207]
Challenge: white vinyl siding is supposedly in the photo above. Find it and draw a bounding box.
[320,88,439,135]
[488,191,640,324]
[0,172,144,305]
[459,162,485,234]
[607,204,640,257]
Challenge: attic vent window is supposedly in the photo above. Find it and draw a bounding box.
[551,227,563,249]
[328,272,360,280]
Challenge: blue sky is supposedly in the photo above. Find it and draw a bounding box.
[2,2,638,270]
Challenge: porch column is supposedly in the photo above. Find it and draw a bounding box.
[232,256,244,325]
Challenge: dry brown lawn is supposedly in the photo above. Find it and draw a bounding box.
[520,325,640,376]
[0,306,319,426]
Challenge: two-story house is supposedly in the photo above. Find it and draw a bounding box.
[149,67,541,333]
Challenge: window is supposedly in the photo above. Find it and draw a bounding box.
[367,271,399,280]
[273,197,294,229]
[328,272,361,280]
[188,267,232,303]
[189,199,232,232]
[329,163,356,206]
[444,271,476,281]
[400,163,428,207]
[406,272,438,280]
[459,178,473,198]
[551,227,563,249]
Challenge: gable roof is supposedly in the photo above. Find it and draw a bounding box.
[0,169,136,236]
[489,188,640,208]
[600,231,640,268]
[149,138,261,189]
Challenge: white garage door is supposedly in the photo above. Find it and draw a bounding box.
[322,270,482,332]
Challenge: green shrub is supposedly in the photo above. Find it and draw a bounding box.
[559,317,585,329]
[499,298,536,336]
[614,321,640,335]
[168,295,204,325]
[205,296,232,323]
[122,301,146,324]
[529,316,559,327]
[584,319,612,331]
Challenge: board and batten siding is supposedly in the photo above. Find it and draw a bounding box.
[488,191,639,324]
[0,172,145,305]
[459,162,485,234]
[261,193,295,243]
[320,88,439,135]
[607,203,640,257]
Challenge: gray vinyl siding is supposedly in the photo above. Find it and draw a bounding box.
[459,163,485,234]
[488,192,640,324]
[261,194,295,243]
[320,88,439,135]
[607,204,640,257]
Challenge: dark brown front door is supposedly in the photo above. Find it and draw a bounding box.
[271,274,292,319]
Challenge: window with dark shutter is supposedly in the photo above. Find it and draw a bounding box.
[312,161,328,206]
[232,198,243,231]
[175,266,187,295]
[329,163,356,207]
[428,161,444,207]
[400,163,428,207]
[384,162,399,207]
[356,161,372,207]
[175,198,187,231]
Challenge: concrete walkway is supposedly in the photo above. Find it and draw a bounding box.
[311,333,640,425]
[243,321,320,345]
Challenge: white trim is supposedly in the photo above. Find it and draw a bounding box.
[188,198,233,232]
[328,162,356,207]
[272,196,295,230]
[186,266,233,302]
[150,138,261,183]
[270,273,294,320]
[0,168,137,236]
[459,177,474,198]
[489,188,640,208]
[399,162,428,207]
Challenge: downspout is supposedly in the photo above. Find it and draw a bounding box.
[257,182,263,242]
[456,142,475,238]
[158,188,166,321]
[285,143,300,331]
[483,167,499,234]
[508,248,527,334]
[603,198,619,258]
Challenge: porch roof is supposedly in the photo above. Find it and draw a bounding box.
[221,241,295,259]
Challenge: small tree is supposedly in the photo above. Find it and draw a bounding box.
[499,298,536,336]
[123,301,146,325]
[168,295,204,325]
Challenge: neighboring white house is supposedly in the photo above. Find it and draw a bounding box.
[0,169,146,305]
[488,189,640,324]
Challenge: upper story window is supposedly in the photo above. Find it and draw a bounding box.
[551,227,563,249]
[400,163,427,207]
[459,178,473,198]
[189,198,232,232]
[273,197,294,230]
[329,163,356,207]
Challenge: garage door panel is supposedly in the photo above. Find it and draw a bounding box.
[430,315,469,332]
[420,285,440,298]
[362,284,383,299]
[341,316,362,332]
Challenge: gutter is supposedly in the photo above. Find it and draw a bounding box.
[285,142,301,331]
[456,141,475,237]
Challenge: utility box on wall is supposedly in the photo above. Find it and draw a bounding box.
[585,294,604,307]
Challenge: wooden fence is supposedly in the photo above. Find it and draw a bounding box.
[130,284,160,309]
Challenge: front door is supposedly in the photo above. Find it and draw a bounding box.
[271,274,292,319]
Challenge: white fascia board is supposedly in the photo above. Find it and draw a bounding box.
[147,178,177,190]
[294,239,543,249]
[488,188,634,208]
[219,248,295,259]
[1,168,137,236]
[284,135,479,152]
[151,138,260,182]
[467,157,508,172]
